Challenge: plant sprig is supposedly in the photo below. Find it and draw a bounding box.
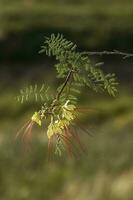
[16,33,119,158]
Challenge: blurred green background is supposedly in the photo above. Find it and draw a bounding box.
[0,0,133,200]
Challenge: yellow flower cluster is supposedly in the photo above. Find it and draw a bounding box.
[30,101,76,140]
[47,119,64,139]
[47,100,76,139]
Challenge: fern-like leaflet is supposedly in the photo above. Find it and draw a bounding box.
[16,84,51,103]
[40,33,118,97]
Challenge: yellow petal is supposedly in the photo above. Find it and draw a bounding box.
[31,112,42,126]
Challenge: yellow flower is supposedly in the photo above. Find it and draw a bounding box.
[47,101,77,139]
[47,117,71,139]
[47,118,66,139]
[31,112,42,126]
[62,100,76,121]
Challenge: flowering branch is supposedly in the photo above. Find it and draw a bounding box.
[16,34,119,158]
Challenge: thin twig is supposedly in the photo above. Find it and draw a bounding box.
[56,69,73,100]
[82,50,133,59]
[50,69,73,110]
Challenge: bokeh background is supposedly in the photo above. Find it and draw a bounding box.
[0,0,133,200]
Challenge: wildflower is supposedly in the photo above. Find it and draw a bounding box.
[47,99,77,140]
[47,118,63,139]
[47,100,87,158]
[47,117,86,158]
[62,100,76,121]
[16,100,93,157]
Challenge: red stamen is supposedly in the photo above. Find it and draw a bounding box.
[64,127,82,158]
[48,136,54,161]
[61,131,79,159]
[75,118,93,137]
[71,127,87,155]
[60,134,75,158]
[22,121,34,150]
[15,120,31,140]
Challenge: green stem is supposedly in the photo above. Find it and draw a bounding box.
[50,69,73,110]
[56,69,73,100]
[82,50,133,59]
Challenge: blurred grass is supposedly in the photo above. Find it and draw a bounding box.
[1,0,133,62]
[1,1,133,35]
